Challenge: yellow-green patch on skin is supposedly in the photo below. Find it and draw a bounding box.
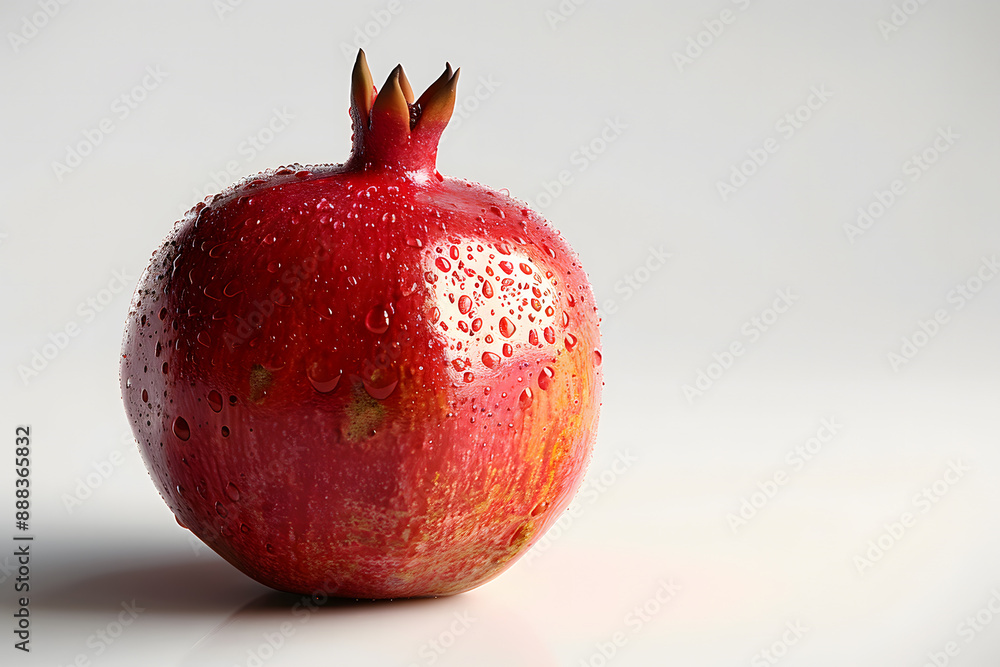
[249,364,273,402]
[345,384,386,442]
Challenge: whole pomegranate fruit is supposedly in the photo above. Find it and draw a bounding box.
[121,51,602,598]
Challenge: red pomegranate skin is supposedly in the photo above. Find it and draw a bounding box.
[120,53,602,598]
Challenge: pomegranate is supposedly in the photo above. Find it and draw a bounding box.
[120,51,602,598]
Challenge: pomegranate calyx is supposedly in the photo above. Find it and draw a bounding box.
[347,49,459,175]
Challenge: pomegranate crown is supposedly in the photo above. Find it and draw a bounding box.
[347,49,460,175]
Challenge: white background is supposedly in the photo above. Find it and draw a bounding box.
[2,1,1000,665]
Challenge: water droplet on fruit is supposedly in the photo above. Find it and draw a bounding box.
[226,483,240,502]
[240,523,251,534]
[482,352,500,368]
[363,378,398,400]
[499,317,516,338]
[519,263,532,275]
[562,312,570,327]
[528,329,539,345]
[222,280,243,297]
[406,236,422,248]
[543,327,556,344]
[502,343,513,357]
[221,426,230,437]
[215,502,228,517]
[307,364,342,393]
[207,390,223,412]
[545,306,555,317]
[482,280,494,298]
[203,284,222,301]
[538,367,555,390]
[172,417,190,441]
[449,246,460,260]
[458,295,472,314]
[435,257,451,272]
[531,501,550,516]
[564,333,578,350]
[158,307,167,320]
[471,318,483,332]
[498,261,514,274]
[175,515,188,530]
[197,331,212,347]
[519,388,533,408]
[265,543,275,553]
[365,305,391,334]
[594,350,603,366]
[141,389,149,403]
[463,371,475,383]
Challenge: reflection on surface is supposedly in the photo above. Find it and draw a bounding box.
[179,587,558,667]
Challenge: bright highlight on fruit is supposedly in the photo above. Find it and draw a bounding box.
[121,51,602,598]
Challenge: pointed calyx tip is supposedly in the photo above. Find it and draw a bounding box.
[347,51,461,172]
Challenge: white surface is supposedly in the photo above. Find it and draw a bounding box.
[2,1,1000,665]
